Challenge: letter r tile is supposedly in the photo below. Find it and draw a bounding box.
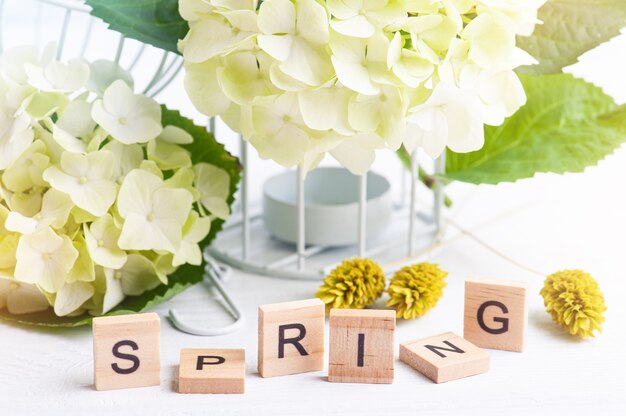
[328,309,395,384]
[464,277,528,352]
[93,313,161,391]
[258,298,325,378]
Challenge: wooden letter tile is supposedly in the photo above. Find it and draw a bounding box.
[93,313,160,391]
[400,332,489,384]
[328,309,395,384]
[179,349,245,394]
[258,298,325,378]
[464,277,528,352]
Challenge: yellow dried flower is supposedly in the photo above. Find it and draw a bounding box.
[316,258,386,312]
[540,270,607,339]
[386,263,447,319]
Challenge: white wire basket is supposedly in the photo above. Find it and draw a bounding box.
[208,135,447,280]
[0,0,183,98]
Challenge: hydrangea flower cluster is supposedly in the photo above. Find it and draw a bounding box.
[0,44,231,317]
[179,0,545,174]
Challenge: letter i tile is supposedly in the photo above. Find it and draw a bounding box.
[328,309,395,384]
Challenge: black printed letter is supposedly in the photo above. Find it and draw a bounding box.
[424,341,465,358]
[357,333,365,367]
[111,340,140,374]
[278,323,308,358]
[477,300,509,334]
[196,355,226,370]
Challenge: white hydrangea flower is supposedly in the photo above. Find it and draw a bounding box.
[173,212,212,267]
[87,60,133,96]
[193,163,231,220]
[328,0,406,38]
[14,226,79,293]
[329,31,391,96]
[91,266,124,315]
[348,84,407,150]
[249,93,340,168]
[0,110,34,171]
[0,278,50,314]
[147,125,193,170]
[67,236,96,283]
[84,214,127,270]
[24,43,90,93]
[478,0,547,37]
[406,82,484,158]
[104,254,162,296]
[257,0,333,86]
[217,43,280,105]
[5,188,73,235]
[43,150,117,216]
[117,169,193,252]
[458,65,527,126]
[53,280,94,316]
[1,140,49,193]
[102,140,144,184]
[181,9,258,63]
[91,80,162,144]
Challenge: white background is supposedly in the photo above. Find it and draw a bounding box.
[1,1,626,415]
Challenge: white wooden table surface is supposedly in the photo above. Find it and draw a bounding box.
[2,10,626,415]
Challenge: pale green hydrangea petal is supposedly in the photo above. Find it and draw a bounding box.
[110,254,161,296]
[67,236,96,283]
[43,150,117,216]
[14,227,78,292]
[117,169,192,252]
[87,60,133,96]
[173,212,212,267]
[91,80,162,144]
[53,281,94,316]
[84,214,127,269]
[0,278,50,314]
[1,140,49,193]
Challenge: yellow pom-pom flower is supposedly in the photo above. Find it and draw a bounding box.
[316,258,386,312]
[540,270,607,338]
[386,263,447,320]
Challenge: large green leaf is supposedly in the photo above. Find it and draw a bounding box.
[0,107,241,327]
[85,0,188,54]
[517,0,626,75]
[444,74,626,184]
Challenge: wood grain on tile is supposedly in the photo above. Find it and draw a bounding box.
[464,277,528,352]
[328,309,395,384]
[93,313,160,391]
[400,332,489,383]
[258,298,325,378]
[179,348,245,394]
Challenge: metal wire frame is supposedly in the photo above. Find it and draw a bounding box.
[208,126,447,281]
[0,0,183,98]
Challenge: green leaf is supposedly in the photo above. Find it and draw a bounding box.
[85,0,188,54]
[517,0,626,75]
[0,107,241,327]
[444,74,626,184]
